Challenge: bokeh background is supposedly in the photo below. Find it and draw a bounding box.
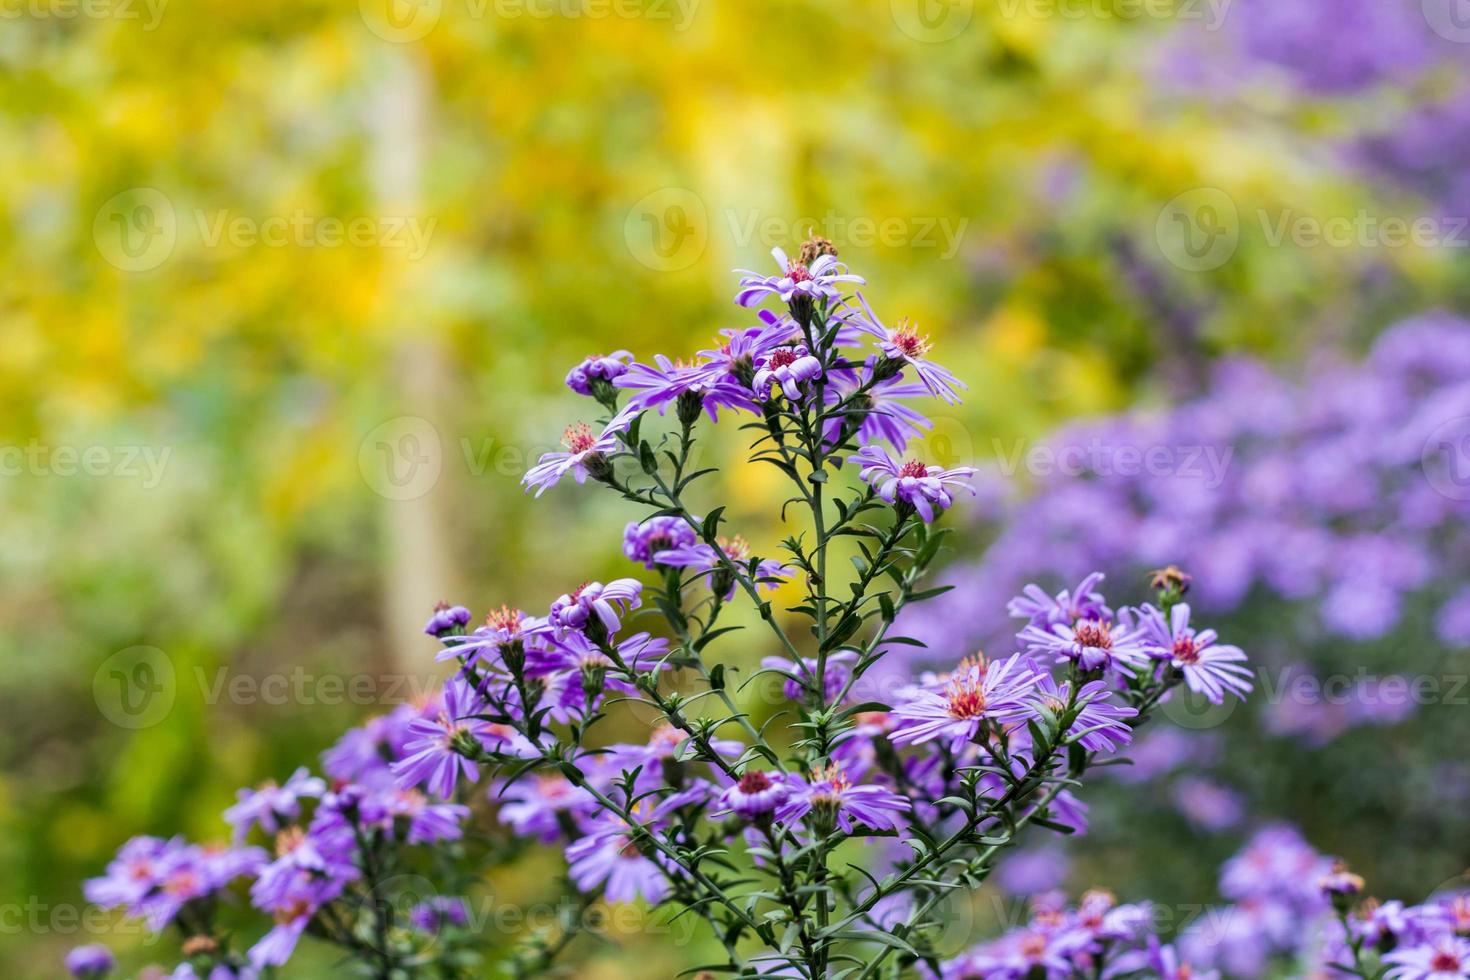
[3,0,1469,975]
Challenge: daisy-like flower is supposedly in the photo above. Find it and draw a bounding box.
[546,578,643,639]
[718,770,790,822]
[1383,935,1470,980]
[1137,603,1253,705]
[496,773,595,842]
[656,534,790,601]
[248,825,358,969]
[752,344,823,402]
[821,368,933,453]
[525,630,670,718]
[844,292,966,404]
[1030,676,1137,754]
[623,515,698,569]
[391,677,494,799]
[386,789,471,845]
[853,445,976,523]
[1007,572,1112,631]
[223,768,326,844]
[565,351,631,397]
[522,402,639,497]
[695,309,796,384]
[776,765,910,834]
[1019,616,1151,674]
[889,653,1040,750]
[616,353,757,421]
[735,246,864,310]
[565,800,675,905]
[437,605,545,672]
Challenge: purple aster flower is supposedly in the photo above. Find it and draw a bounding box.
[655,533,789,601]
[565,350,631,396]
[853,445,976,523]
[1007,572,1113,630]
[248,827,358,968]
[84,835,176,911]
[735,246,864,309]
[718,770,790,822]
[524,630,669,718]
[85,837,266,932]
[390,677,494,799]
[1019,616,1151,674]
[224,767,326,844]
[1137,603,1252,705]
[409,896,470,933]
[496,772,595,842]
[1030,676,1136,753]
[759,651,856,704]
[565,800,675,904]
[423,602,471,637]
[440,607,557,681]
[616,354,757,421]
[522,402,639,497]
[752,344,823,402]
[1384,936,1470,980]
[890,654,1040,750]
[65,945,114,979]
[623,515,698,568]
[776,765,910,834]
[843,292,966,405]
[696,310,796,379]
[387,789,471,845]
[546,578,643,639]
[821,368,933,453]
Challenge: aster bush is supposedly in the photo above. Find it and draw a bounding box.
[72,241,1253,979]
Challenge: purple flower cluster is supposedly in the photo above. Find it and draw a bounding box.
[934,825,1470,980]
[1158,0,1470,220]
[932,888,1205,980]
[1177,825,1470,979]
[902,313,1470,721]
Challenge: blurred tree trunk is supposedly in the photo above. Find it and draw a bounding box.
[368,49,456,672]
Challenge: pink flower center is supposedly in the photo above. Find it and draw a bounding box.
[786,263,813,283]
[719,534,750,561]
[1173,634,1199,663]
[1074,620,1114,650]
[899,459,929,479]
[767,348,801,370]
[945,676,988,720]
[892,320,931,359]
[562,422,596,454]
[1018,933,1047,959]
[808,765,850,805]
[485,604,523,634]
[738,771,772,794]
[1432,951,1461,972]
